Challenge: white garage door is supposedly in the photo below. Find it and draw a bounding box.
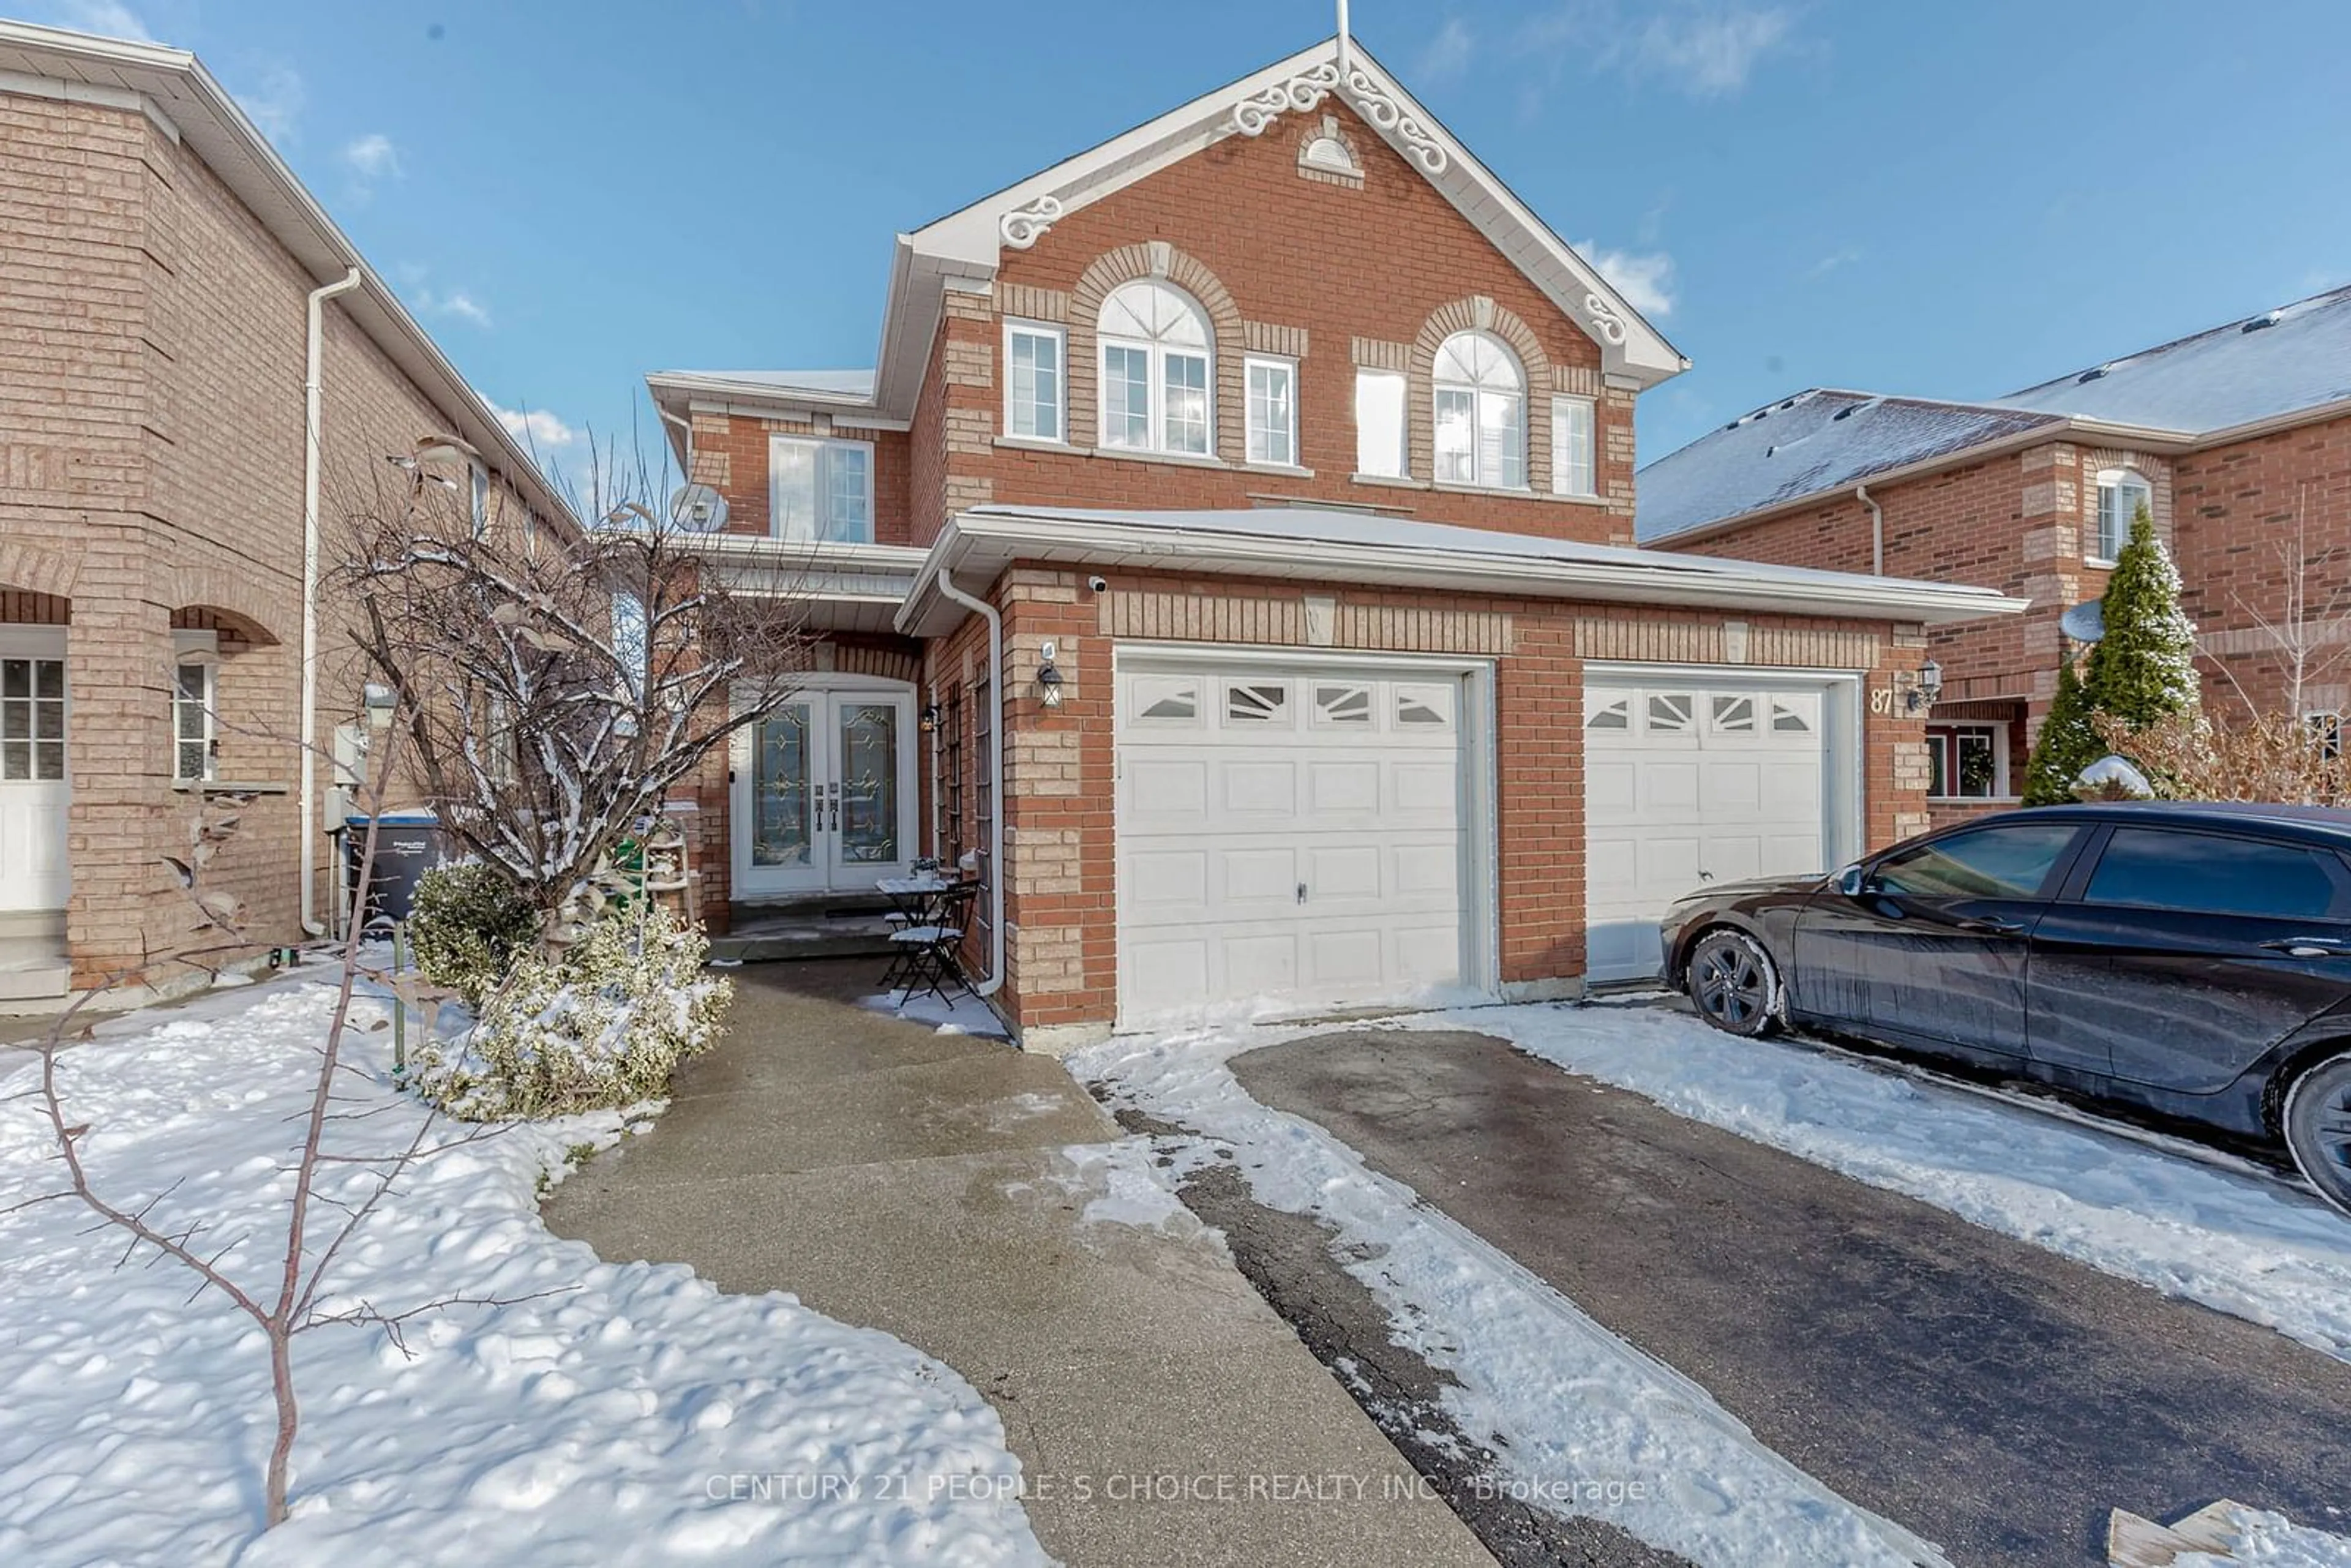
[1584,678,1834,982]
[1117,661,1469,1024]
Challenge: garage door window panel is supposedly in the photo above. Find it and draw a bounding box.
[1133,675,1201,726]
[1585,695,1630,731]
[1226,681,1291,725]
[1314,683,1373,727]
[1397,684,1453,729]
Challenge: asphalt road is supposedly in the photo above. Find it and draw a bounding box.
[1227,1024,2351,1568]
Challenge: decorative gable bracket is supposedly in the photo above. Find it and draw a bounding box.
[1231,61,1449,178]
[1000,194,1065,250]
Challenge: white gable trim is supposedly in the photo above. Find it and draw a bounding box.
[899,38,1684,395]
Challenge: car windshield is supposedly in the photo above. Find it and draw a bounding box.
[1873,822,2077,900]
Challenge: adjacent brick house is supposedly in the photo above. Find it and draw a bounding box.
[0,22,566,1004]
[648,36,2022,1048]
[1641,287,2351,828]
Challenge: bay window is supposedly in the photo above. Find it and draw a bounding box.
[1926,722,2006,800]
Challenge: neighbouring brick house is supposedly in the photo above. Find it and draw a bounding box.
[1640,285,2351,828]
[0,22,566,1005]
[648,34,2022,1049]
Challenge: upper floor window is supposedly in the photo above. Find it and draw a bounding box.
[1552,396,1596,498]
[2094,468,2151,565]
[1005,321,1064,442]
[173,633,217,782]
[469,463,490,537]
[1097,280,1212,456]
[770,434,872,543]
[1432,331,1524,489]
[1245,356,1296,467]
[1355,369,1408,479]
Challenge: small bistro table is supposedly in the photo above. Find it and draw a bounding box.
[875,871,957,929]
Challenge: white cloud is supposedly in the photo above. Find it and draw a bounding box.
[38,1,154,40]
[231,63,305,143]
[1415,18,1475,86]
[342,132,402,187]
[1523,1,1797,100]
[421,290,492,329]
[1579,241,1677,318]
[490,403,579,450]
[1807,246,1862,280]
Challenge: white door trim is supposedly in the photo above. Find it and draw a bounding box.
[1110,640,1499,1028]
[0,625,70,914]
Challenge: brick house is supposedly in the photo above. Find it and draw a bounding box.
[0,21,567,1005]
[647,34,2022,1049]
[1640,285,2351,828]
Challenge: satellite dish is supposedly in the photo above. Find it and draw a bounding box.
[2059,599,2105,644]
[669,483,727,532]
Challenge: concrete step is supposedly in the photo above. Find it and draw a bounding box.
[0,959,72,1002]
[711,898,900,964]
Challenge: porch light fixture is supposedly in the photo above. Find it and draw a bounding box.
[919,703,940,732]
[1036,663,1065,709]
[1905,658,1944,713]
[362,681,399,732]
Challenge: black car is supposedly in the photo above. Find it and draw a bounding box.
[1659,803,2351,1216]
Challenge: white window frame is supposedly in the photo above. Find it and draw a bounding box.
[2308,711,2343,762]
[1551,395,1597,498]
[1244,354,1298,468]
[1925,720,2010,801]
[1432,330,1526,491]
[768,433,876,544]
[1095,280,1214,457]
[172,630,218,783]
[2093,468,2151,566]
[1354,369,1408,479]
[469,462,490,538]
[1003,320,1066,443]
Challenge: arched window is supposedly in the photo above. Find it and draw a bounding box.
[1097,279,1212,456]
[1432,330,1525,489]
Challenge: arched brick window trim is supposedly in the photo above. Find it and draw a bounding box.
[163,565,287,646]
[1411,297,1553,492]
[0,539,79,603]
[1068,242,1250,465]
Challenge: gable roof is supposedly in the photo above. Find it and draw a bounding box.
[1993,282,2351,431]
[0,20,573,529]
[1637,390,2060,542]
[651,34,1685,445]
[1638,281,2351,544]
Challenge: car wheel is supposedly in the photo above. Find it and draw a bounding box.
[2283,1052,2351,1219]
[1685,928,1782,1039]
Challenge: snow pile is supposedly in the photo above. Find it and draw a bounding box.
[1432,1004,2351,1362]
[0,980,1046,1567]
[861,989,1008,1038]
[1072,1022,1954,1568]
[2179,1503,2351,1567]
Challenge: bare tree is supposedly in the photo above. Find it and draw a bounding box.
[337,439,812,934]
[7,710,551,1531]
[2208,484,2351,721]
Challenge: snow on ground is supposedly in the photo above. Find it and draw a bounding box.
[861,988,1009,1038]
[0,976,1047,1568]
[1072,1019,1955,1568]
[2180,1503,2351,1567]
[1411,1002,2351,1363]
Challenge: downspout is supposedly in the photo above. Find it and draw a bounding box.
[1856,482,1884,576]
[932,572,1003,997]
[299,268,364,937]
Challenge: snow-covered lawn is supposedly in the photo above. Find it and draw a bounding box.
[0,978,1046,1567]
[1073,999,2351,1568]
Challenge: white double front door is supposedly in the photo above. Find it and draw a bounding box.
[0,628,70,913]
[731,681,917,898]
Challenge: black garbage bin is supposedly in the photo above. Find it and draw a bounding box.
[343,811,448,927]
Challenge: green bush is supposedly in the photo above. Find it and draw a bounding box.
[407,862,541,1009]
[410,904,731,1121]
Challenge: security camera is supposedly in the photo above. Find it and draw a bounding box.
[1087,575,1109,594]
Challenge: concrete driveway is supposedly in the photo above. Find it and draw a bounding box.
[1224,1024,2351,1568]
[541,960,1492,1568]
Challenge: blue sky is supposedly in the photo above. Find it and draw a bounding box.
[25,0,2351,491]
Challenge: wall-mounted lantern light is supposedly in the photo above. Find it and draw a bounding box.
[1904,658,1944,713]
[920,703,941,733]
[1037,664,1065,709]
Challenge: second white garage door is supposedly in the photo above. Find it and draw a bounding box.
[1584,676,1840,982]
[1116,659,1472,1024]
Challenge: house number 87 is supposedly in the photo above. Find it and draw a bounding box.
[1868,688,1898,715]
